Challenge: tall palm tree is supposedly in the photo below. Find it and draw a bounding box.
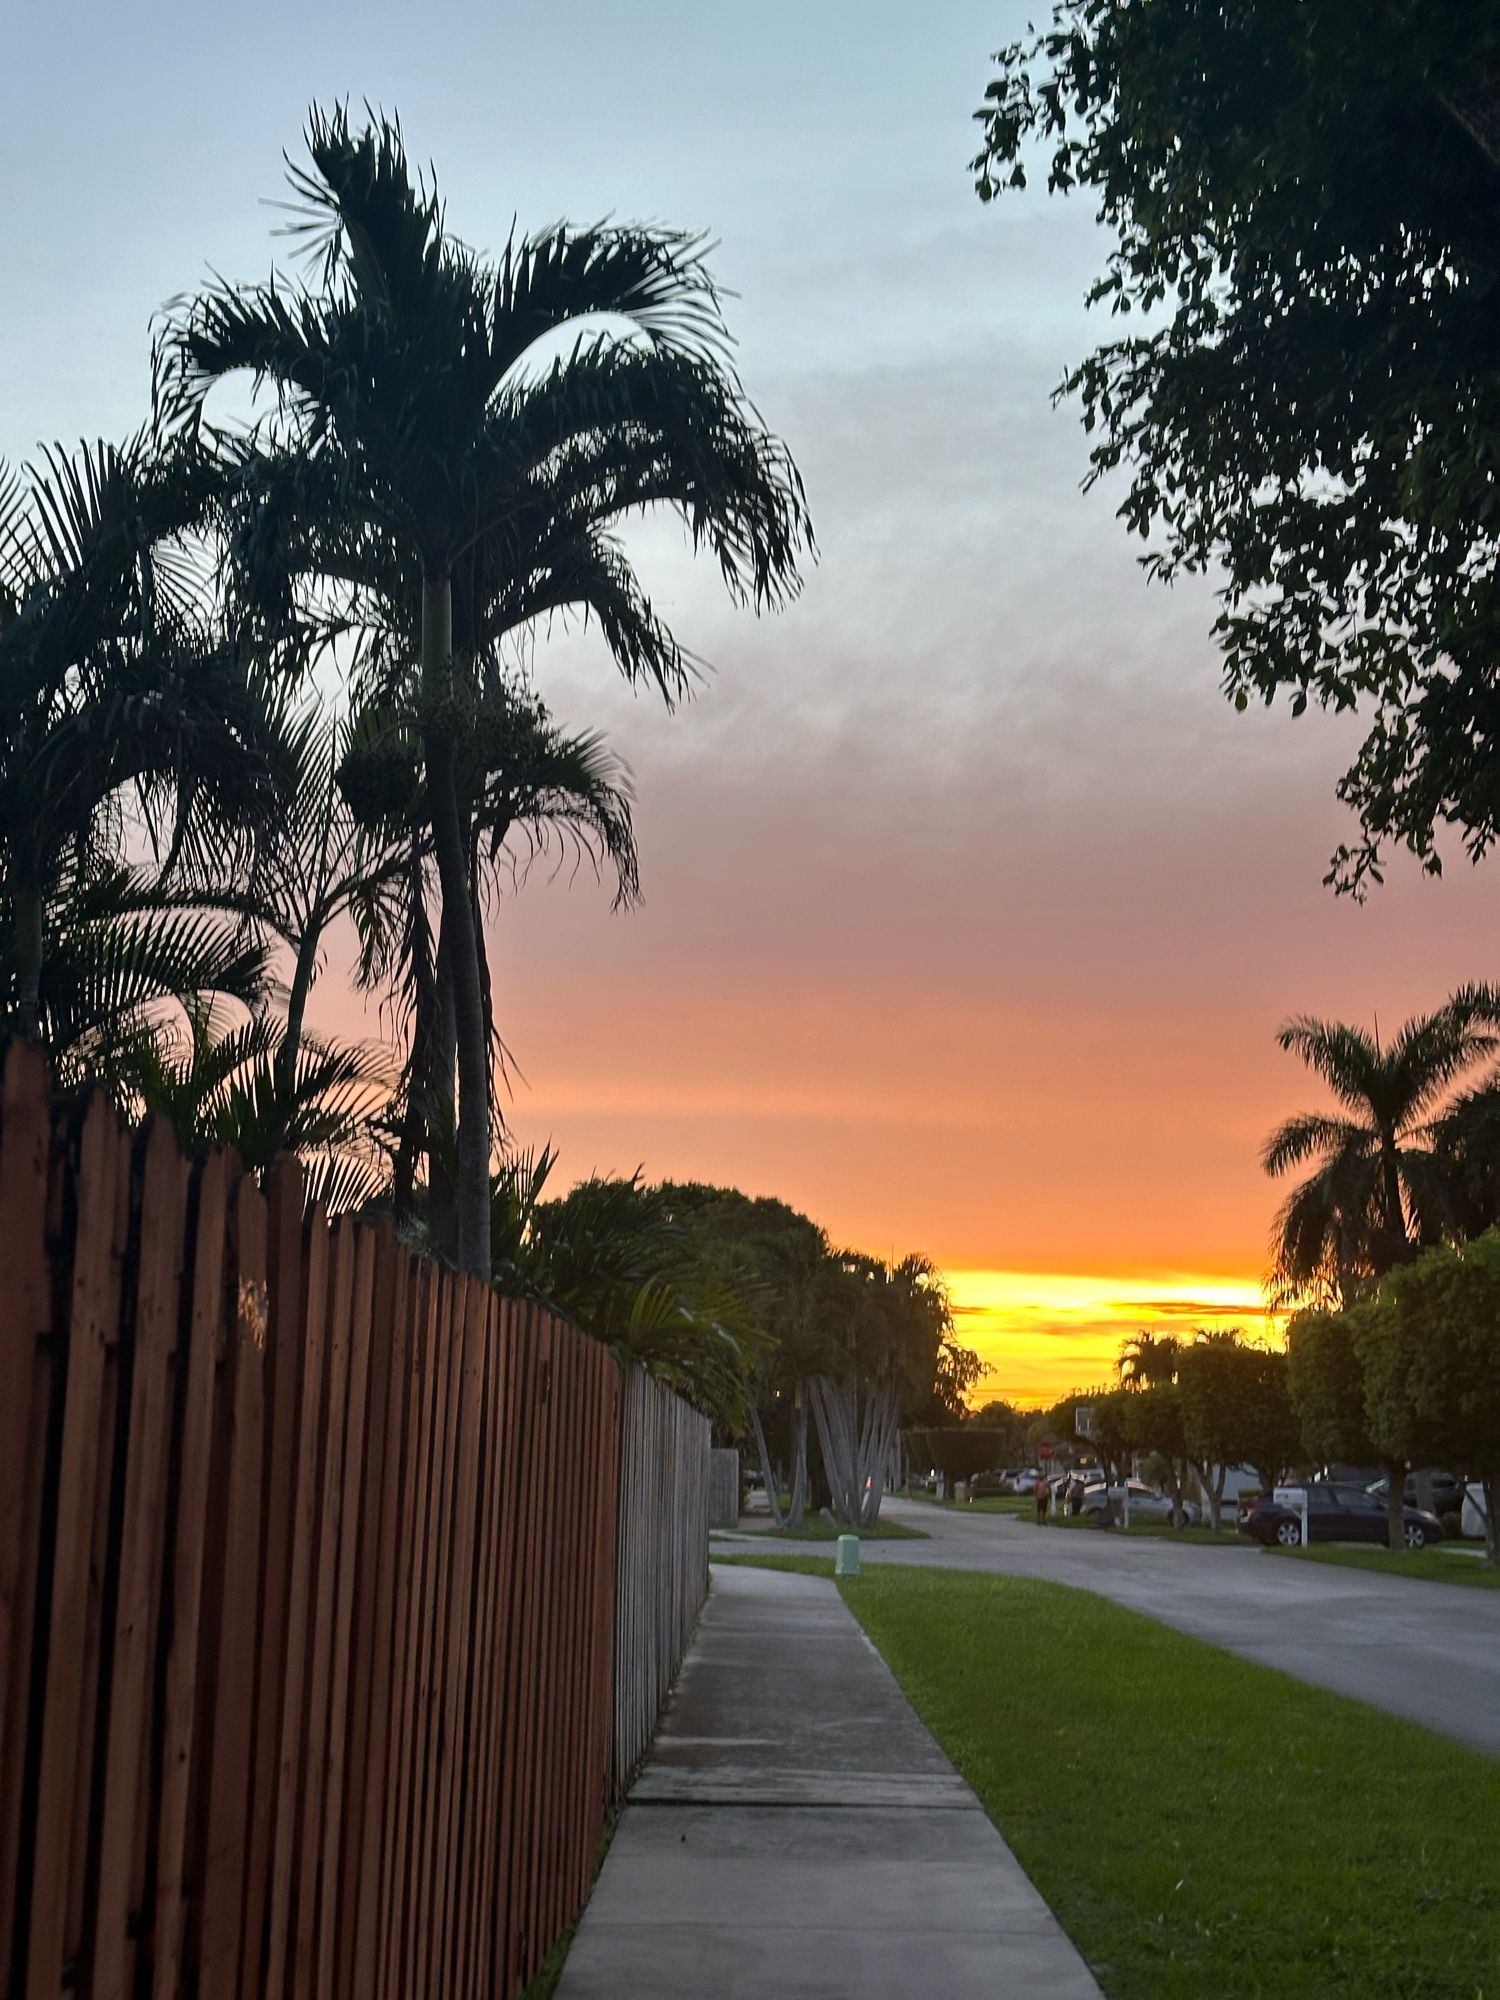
[163,106,812,1277]
[341,681,640,1246]
[1263,1000,1499,1306]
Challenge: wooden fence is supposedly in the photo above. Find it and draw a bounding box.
[0,1043,657,2000]
[707,1449,740,1530]
[610,1369,710,1797]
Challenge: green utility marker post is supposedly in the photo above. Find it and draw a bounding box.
[835,1534,861,1577]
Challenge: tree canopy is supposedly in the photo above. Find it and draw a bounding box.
[974,3,1500,888]
[1354,1232,1500,1561]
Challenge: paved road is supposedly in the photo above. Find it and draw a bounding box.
[555,1563,1103,1999]
[822,1500,1500,1756]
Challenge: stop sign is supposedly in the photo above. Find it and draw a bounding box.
[1037,1439,1055,1462]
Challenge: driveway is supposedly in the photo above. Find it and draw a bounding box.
[839,1501,1500,1756]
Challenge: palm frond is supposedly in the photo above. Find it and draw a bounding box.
[1274,1014,1382,1112]
[491,221,732,380]
[1261,1111,1372,1177]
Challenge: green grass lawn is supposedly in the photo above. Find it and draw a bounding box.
[911,1491,1241,1540]
[719,1554,1500,2000]
[1044,1513,1235,1544]
[1266,1540,1500,1591]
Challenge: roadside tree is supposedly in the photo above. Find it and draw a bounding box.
[973,5,1500,890]
[1287,1307,1405,1551]
[1177,1333,1300,1531]
[1115,1381,1192,1530]
[1354,1235,1500,1566]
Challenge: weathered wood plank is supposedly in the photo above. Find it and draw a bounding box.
[292,1215,355,1998]
[237,1157,307,2000]
[377,1259,435,2000]
[0,1043,55,1989]
[346,1230,409,1999]
[263,1203,329,2000]
[24,1095,126,1999]
[198,1175,269,1996]
[144,1148,231,2000]
[314,1220,376,2000]
[91,1118,189,2000]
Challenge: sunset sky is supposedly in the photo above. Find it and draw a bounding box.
[6,0,1497,1403]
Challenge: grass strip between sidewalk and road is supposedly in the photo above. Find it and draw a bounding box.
[717,1554,1500,2000]
[1266,1541,1500,1591]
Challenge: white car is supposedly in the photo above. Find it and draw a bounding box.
[1080,1480,1201,1525]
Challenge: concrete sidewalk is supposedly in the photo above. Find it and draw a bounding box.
[554,1563,1103,1999]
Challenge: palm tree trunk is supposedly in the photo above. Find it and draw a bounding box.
[1380,1133,1408,1262]
[786,1399,808,1531]
[745,1401,785,1529]
[427,910,460,1262]
[422,573,491,1280]
[276,921,321,1102]
[14,877,43,1039]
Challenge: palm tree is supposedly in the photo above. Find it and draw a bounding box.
[126,998,392,1208]
[1262,1001,1499,1306]
[0,435,294,1072]
[163,105,812,1277]
[1118,1331,1181,1387]
[487,1151,761,1421]
[1,856,268,1096]
[340,681,640,1248]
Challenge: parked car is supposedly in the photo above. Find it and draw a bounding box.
[1366,1470,1467,1516]
[1010,1470,1040,1496]
[967,1469,1011,1497]
[1079,1480,1200,1526]
[1241,1482,1444,1550]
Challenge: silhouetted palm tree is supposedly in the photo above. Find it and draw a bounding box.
[341,684,640,1246]
[0,435,294,1069]
[1118,1331,1182,1387]
[1263,1000,1498,1305]
[127,998,391,1208]
[163,105,812,1276]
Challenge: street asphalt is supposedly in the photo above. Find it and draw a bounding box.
[812,1498,1500,1757]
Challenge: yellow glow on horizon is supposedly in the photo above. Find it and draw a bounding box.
[946,1267,1284,1410]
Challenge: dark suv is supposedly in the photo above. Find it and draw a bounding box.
[1241,1482,1444,1550]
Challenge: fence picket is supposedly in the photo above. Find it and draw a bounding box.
[146,1148,230,2000]
[198,1176,269,1996]
[237,1157,307,2000]
[25,1095,126,2000]
[90,1119,188,2000]
[0,1044,54,1991]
